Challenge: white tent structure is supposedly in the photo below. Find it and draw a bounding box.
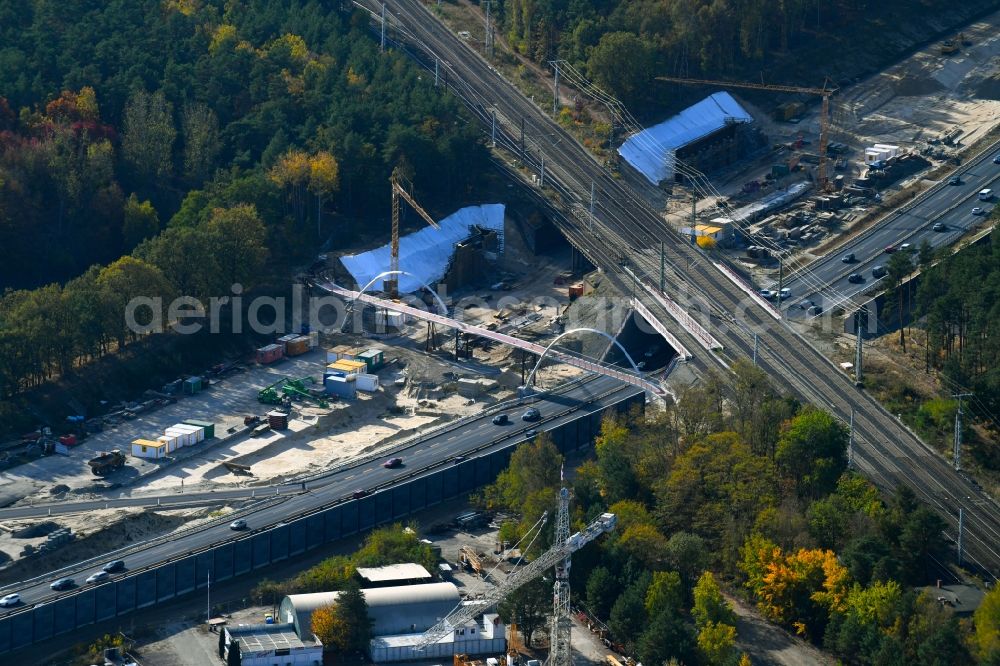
[340,204,504,294]
[617,91,753,185]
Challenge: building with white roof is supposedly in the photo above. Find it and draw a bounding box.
[618,91,755,185]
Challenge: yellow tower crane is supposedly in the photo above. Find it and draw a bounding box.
[656,76,839,188]
[386,168,439,299]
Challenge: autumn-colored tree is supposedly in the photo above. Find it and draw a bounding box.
[310,582,371,652]
[697,621,738,666]
[645,570,684,619]
[308,151,339,237]
[693,571,736,629]
[202,204,268,290]
[481,432,562,513]
[974,581,1000,660]
[741,534,850,638]
[122,194,160,248]
[269,148,311,223]
[617,523,669,568]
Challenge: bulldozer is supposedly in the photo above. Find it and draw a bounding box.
[88,450,126,476]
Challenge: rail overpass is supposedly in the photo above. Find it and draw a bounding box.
[362,0,1000,577]
[316,279,668,396]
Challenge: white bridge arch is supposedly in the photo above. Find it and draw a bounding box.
[525,328,643,388]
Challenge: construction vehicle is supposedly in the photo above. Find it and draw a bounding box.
[657,75,838,189]
[940,39,959,55]
[386,168,439,299]
[414,503,617,662]
[88,450,126,476]
[258,377,329,409]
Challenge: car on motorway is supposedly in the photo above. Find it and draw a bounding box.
[383,457,403,468]
[872,265,887,278]
[491,413,509,425]
[758,289,775,299]
[848,273,864,283]
[229,519,247,531]
[102,560,125,573]
[451,455,466,464]
[980,188,993,201]
[883,245,897,254]
[806,305,823,316]
[85,571,110,585]
[949,176,962,185]
[49,578,74,591]
[994,154,1000,164]
[0,594,20,608]
[797,300,814,310]
[352,489,368,499]
[933,222,947,232]
[842,253,855,263]
[900,243,912,252]
[779,287,791,300]
[524,429,538,439]
[972,207,984,215]
[521,407,540,422]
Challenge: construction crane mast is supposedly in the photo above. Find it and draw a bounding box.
[412,507,617,653]
[548,487,573,666]
[387,168,439,299]
[656,76,838,187]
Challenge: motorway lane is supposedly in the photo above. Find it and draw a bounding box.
[785,146,1000,314]
[374,0,1000,576]
[0,376,639,616]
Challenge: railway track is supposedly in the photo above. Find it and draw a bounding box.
[364,0,1000,577]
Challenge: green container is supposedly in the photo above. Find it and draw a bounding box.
[183,376,202,395]
[182,419,215,439]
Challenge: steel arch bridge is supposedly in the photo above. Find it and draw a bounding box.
[315,278,666,396]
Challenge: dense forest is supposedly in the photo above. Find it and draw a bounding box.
[914,233,1000,434]
[477,361,998,665]
[489,0,986,107]
[0,0,487,399]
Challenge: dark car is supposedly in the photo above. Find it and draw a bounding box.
[451,455,466,464]
[949,176,962,185]
[49,578,75,591]
[491,414,509,425]
[521,408,540,422]
[848,273,864,283]
[352,489,367,499]
[524,429,538,439]
[932,222,947,232]
[383,457,403,469]
[872,265,887,278]
[102,560,125,574]
[841,253,855,263]
[993,154,1000,164]
[883,245,897,254]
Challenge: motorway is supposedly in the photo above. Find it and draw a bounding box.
[372,0,1000,577]
[785,145,1000,315]
[0,375,638,616]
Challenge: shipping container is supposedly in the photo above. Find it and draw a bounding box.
[328,359,366,375]
[276,334,299,351]
[286,336,310,356]
[182,419,216,439]
[324,374,356,399]
[183,376,202,395]
[325,344,361,363]
[256,344,284,364]
[358,348,385,371]
[157,434,180,453]
[170,423,204,443]
[376,310,406,328]
[356,373,380,392]
[165,427,194,447]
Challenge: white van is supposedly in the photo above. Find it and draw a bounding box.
[979,188,993,201]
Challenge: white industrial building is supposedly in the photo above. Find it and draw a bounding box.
[279,582,506,663]
[221,622,323,666]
